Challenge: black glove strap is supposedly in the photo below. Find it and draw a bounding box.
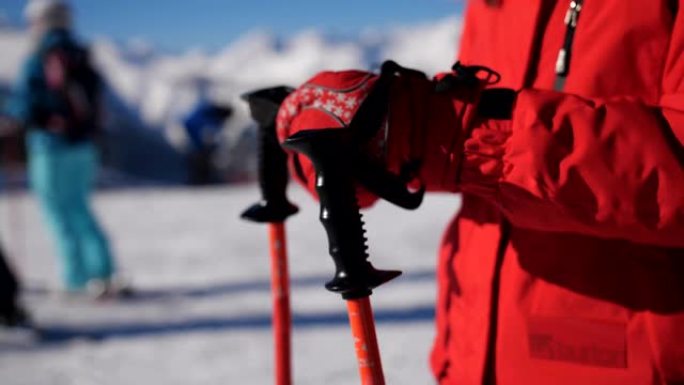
[349,60,427,143]
[478,88,517,120]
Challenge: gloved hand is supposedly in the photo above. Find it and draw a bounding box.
[276,60,512,207]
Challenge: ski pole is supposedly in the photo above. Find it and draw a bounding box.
[283,129,405,385]
[241,86,298,385]
[347,297,385,384]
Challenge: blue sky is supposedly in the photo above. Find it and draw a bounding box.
[0,0,463,51]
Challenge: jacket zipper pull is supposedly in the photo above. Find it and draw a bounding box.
[555,48,568,76]
[555,0,584,88]
[564,0,582,28]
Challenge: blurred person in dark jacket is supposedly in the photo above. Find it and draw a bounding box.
[5,0,126,298]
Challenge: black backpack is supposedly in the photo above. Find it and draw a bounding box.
[42,44,101,142]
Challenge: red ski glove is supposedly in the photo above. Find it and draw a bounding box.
[276,61,511,206]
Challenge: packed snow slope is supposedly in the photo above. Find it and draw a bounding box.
[0,185,461,384]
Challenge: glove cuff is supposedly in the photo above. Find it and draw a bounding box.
[386,64,515,193]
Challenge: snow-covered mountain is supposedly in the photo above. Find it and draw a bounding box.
[0,17,463,183]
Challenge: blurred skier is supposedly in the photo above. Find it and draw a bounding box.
[5,0,124,298]
[182,100,233,185]
[276,1,684,384]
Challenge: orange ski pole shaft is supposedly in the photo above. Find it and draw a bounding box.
[268,222,292,385]
[283,128,413,385]
[347,297,385,385]
[241,87,298,385]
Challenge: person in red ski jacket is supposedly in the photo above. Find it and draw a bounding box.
[276,1,684,384]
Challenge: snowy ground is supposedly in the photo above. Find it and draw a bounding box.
[0,185,460,384]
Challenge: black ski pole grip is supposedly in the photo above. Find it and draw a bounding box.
[283,129,401,299]
[241,86,298,223]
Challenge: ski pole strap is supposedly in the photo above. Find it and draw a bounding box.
[340,61,428,210]
[349,60,428,143]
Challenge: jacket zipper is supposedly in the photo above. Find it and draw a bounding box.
[555,0,584,90]
[481,2,574,384]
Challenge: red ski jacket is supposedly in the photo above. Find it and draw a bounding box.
[432,1,684,384]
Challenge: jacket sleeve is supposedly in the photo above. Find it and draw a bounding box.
[461,89,684,248]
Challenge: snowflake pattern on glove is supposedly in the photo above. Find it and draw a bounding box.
[276,71,378,140]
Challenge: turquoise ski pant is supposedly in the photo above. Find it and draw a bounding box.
[27,131,114,290]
